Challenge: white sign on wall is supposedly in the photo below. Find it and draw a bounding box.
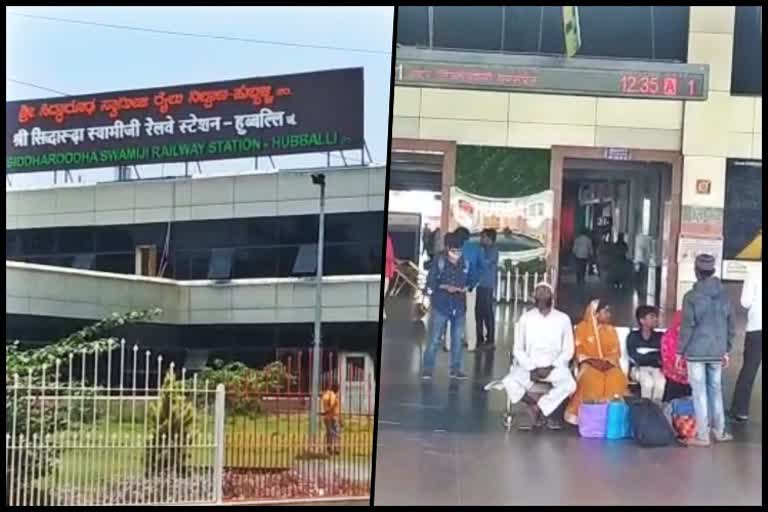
[722,260,762,281]
[677,236,723,266]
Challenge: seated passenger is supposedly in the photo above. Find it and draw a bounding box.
[485,283,576,431]
[565,299,629,426]
[627,305,665,402]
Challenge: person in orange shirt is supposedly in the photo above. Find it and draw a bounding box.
[565,299,629,425]
[320,384,341,455]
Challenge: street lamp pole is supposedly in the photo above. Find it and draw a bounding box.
[309,173,326,437]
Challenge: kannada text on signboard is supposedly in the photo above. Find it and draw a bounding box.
[6,68,364,173]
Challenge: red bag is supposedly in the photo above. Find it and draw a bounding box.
[661,311,689,385]
[672,415,696,440]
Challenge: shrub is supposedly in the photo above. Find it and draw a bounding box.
[198,361,294,417]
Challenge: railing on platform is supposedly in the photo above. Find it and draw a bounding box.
[495,265,556,305]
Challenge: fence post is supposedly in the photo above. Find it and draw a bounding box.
[213,384,226,504]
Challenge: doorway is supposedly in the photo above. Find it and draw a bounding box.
[338,352,376,416]
[550,147,682,326]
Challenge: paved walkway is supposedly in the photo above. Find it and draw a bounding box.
[374,296,762,506]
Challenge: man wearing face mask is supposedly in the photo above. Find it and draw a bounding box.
[485,283,576,430]
[422,232,471,381]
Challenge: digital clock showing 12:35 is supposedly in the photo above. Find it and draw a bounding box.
[618,73,704,99]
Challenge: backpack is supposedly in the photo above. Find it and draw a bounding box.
[627,398,679,447]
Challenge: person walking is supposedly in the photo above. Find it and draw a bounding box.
[572,230,593,286]
[677,254,735,446]
[730,260,762,423]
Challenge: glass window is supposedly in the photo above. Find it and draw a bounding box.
[95,227,134,252]
[189,251,212,279]
[325,212,385,243]
[94,253,134,274]
[345,356,366,382]
[292,244,318,275]
[208,248,234,280]
[173,250,211,280]
[503,6,545,53]
[232,247,280,278]
[246,218,279,245]
[732,6,762,95]
[397,6,429,47]
[434,6,503,51]
[403,6,689,62]
[19,229,56,255]
[368,242,383,274]
[59,227,94,254]
[324,243,370,275]
[278,246,300,277]
[72,254,96,270]
[6,232,20,257]
[173,220,230,250]
[279,215,318,245]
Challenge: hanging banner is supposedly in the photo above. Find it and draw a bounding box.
[6,68,364,174]
[450,187,553,264]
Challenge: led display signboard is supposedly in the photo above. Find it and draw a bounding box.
[6,68,364,174]
[396,48,708,101]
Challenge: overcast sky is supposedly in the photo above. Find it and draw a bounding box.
[6,6,394,189]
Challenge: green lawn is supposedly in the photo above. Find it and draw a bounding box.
[41,411,373,490]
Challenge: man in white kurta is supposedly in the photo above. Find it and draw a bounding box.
[486,283,576,430]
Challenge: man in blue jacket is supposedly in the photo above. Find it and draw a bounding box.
[423,232,470,380]
[677,254,735,446]
[476,229,499,351]
[451,227,484,352]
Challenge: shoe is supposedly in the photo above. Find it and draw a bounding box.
[420,371,433,381]
[545,416,563,431]
[728,412,749,423]
[685,437,711,447]
[713,431,734,443]
[450,370,468,380]
[517,408,542,431]
[478,344,495,352]
[484,380,505,391]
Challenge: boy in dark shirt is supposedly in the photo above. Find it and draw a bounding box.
[627,305,665,402]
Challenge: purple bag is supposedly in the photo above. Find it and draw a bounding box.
[579,402,608,438]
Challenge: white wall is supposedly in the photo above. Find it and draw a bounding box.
[6,261,381,325]
[6,166,386,230]
[393,87,685,151]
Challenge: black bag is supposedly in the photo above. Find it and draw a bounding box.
[627,398,679,447]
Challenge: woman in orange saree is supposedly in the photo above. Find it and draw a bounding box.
[564,299,629,425]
